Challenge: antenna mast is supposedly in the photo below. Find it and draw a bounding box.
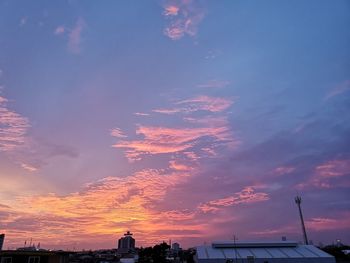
[295,196,309,245]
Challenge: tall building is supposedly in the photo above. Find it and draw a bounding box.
[117,231,135,253]
[172,242,180,251]
[0,234,4,251]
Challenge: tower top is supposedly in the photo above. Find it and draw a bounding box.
[295,196,302,204]
[124,231,133,236]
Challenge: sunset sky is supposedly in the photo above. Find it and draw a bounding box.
[1,0,350,250]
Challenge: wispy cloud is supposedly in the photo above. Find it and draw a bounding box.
[273,166,295,176]
[197,80,230,89]
[297,159,350,189]
[54,26,65,35]
[54,18,86,54]
[198,186,269,213]
[134,112,150,116]
[162,0,205,40]
[113,95,236,163]
[110,128,127,138]
[153,95,233,115]
[0,95,30,151]
[306,214,350,231]
[113,125,233,161]
[325,80,350,100]
[169,160,192,171]
[20,163,38,172]
[177,95,233,112]
[19,17,28,27]
[68,18,86,53]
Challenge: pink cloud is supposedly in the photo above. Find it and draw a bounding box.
[296,159,350,189]
[169,160,192,171]
[251,225,297,236]
[306,215,350,231]
[68,18,86,54]
[315,159,350,178]
[21,163,38,172]
[0,95,30,151]
[162,0,205,40]
[198,186,269,213]
[274,166,295,176]
[113,125,233,161]
[110,128,127,138]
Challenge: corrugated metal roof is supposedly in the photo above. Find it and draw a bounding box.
[212,241,298,248]
[196,244,334,260]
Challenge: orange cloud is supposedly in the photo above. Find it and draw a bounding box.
[163,5,180,16]
[198,186,269,213]
[2,167,206,249]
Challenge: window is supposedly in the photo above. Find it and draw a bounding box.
[28,256,40,263]
[1,257,12,263]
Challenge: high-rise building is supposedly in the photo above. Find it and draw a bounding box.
[0,234,4,251]
[117,231,135,253]
[172,242,180,251]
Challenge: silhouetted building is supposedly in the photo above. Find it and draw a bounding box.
[195,240,336,263]
[0,250,70,263]
[117,231,135,254]
[0,234,4,251]
[172,242,180,251]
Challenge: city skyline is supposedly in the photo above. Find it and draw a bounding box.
[0,0,349,250]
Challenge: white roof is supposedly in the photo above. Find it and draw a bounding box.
[212,241,298,248]
[196,242,334,260]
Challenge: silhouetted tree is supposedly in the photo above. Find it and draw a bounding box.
[138,242,170,263]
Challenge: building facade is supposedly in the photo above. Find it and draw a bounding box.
[117,231,135,254]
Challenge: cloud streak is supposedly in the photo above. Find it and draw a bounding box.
[198,186,269,213]
[153,95,233,115]
[0,95,30,152]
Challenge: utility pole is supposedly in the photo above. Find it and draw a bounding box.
[295,196,309,245]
